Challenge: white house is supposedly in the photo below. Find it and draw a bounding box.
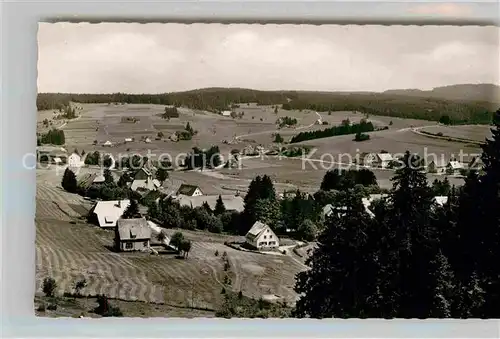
[144,137,152,144]
[130,168,161,192]
[221,110,232,117]
[68,153,83,167]
[245,221,279,250]
[103,140,113,147]
[446,161,464,175]
[374,153,393,168]
[176,184,203,197]
[88,199,131,228]
[124,137,133,142]
[427,159,447,174]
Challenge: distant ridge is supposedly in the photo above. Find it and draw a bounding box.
[383,84,500,103]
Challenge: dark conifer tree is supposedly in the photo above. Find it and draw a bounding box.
[61,168,78,193]
[214,195,226,215]
[294,190,379,318]
[122,199,140,219]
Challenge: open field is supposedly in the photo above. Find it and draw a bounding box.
[418,124,492,143]
[35,165,306,312]
[35,101,487,316]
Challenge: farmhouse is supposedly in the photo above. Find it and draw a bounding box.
[221,110,232,117]
[124,137,133,142]
[130,168,161,192]
[374,153,393,168]
[88,199,131,228]
[176,184,203,197]
[68,152,83,167]
[144,137,152,143]
[175,195,244,212]
[115,217,152,252]
[103,140,113,147]
[358,152,377,166]
[427,159,447,174]
[446,160,465,175]
[245,221,279,250]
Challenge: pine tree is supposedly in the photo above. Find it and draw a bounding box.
[202,201,213,214]
[103,168,114,184]
[294,190,379,318]
[386,151,438,318]
[214,195,226,215]
[429,251,456,318]
[122,199,140,219]
[473,108,500,316]
[61,168,78,193]
[117,172,130,188]
[320,170,342,191]
[155,167,168,184]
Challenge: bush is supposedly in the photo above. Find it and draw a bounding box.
[215,250,219,257]
[42,277,57,297]
[37,303,46,312]
[354,132,370,142]
[47,304,58,311]
[94,294,123,317]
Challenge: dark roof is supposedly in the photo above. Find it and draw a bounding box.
[116,218,151,241]
[177,184,202,196]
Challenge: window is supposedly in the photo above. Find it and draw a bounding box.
[143,241,148,247]
[269,235,273,239]
[104,216,114,224]
[269,241,275,245]
[264,235,267,239]
[125,242,133,249]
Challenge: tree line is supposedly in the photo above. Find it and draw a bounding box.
[37,89,496,124]
[38,129,65,145]
[294,108,500,318]
[290,119,375,143]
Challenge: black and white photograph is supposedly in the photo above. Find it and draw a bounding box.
[35,22,500,319]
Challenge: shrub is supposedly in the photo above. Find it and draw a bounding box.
[47,304,58,311]
[94,294,123,317]
[37,303,46,312]
[42,277,57,297]
[215,250,219,257]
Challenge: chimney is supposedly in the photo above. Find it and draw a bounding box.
[118,200,121,208]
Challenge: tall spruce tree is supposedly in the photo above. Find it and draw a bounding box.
[214,195,226,215]
[294,190,379,318]
[386,151,438,318]
[475,108,500,316]
[61,168,78,193]
[122,199,140,219]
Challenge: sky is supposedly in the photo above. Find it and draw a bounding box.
[38,22,500,93]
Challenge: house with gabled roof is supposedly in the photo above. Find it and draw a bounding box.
[245,221,279,250]
[115,217,152,252]
[446,160,465,175]
[88,199,131,228]
[68,153,83,167]
[130,167,161,192]
[176,184,203,197]
[374,153,393,169]
[427,158,447,174]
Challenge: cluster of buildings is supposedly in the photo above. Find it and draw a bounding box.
[357,152,484,175]
[37,146,85,167]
